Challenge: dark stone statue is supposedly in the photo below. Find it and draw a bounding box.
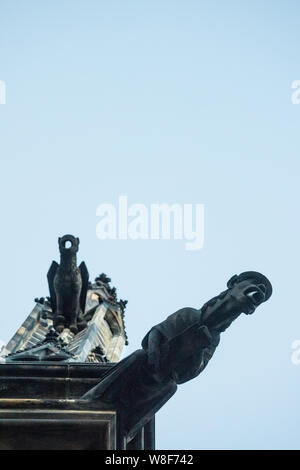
[142,271,272,384]
[47,235,89,334]
[82,271,272,440]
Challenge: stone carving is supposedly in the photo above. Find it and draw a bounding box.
[4,328,74,362]
[0,230,274,449]
[47,235,89,334]
[82,271,272,439]
[96,273,111,284]
[141,271,272,384]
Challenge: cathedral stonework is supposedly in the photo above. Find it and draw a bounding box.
[0,235,272,450]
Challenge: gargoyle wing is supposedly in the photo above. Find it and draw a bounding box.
[47,261,59,313]
[79,261,89,314]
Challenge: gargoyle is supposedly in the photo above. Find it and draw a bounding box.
[82,271,272,439]
[47,234,89,334]
[142,271,272,384]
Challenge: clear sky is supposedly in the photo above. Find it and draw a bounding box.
[0,0,300,449]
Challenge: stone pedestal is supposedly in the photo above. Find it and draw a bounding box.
[0,362,116,450]
[0,404,116,450]
[0,362,155,450]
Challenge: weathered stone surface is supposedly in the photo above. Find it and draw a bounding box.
[0,363,117,450]
[0,235,128,365]
[0,362,114,399]
[0,403,116,450]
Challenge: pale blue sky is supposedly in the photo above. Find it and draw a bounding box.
[0,0,300,449]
